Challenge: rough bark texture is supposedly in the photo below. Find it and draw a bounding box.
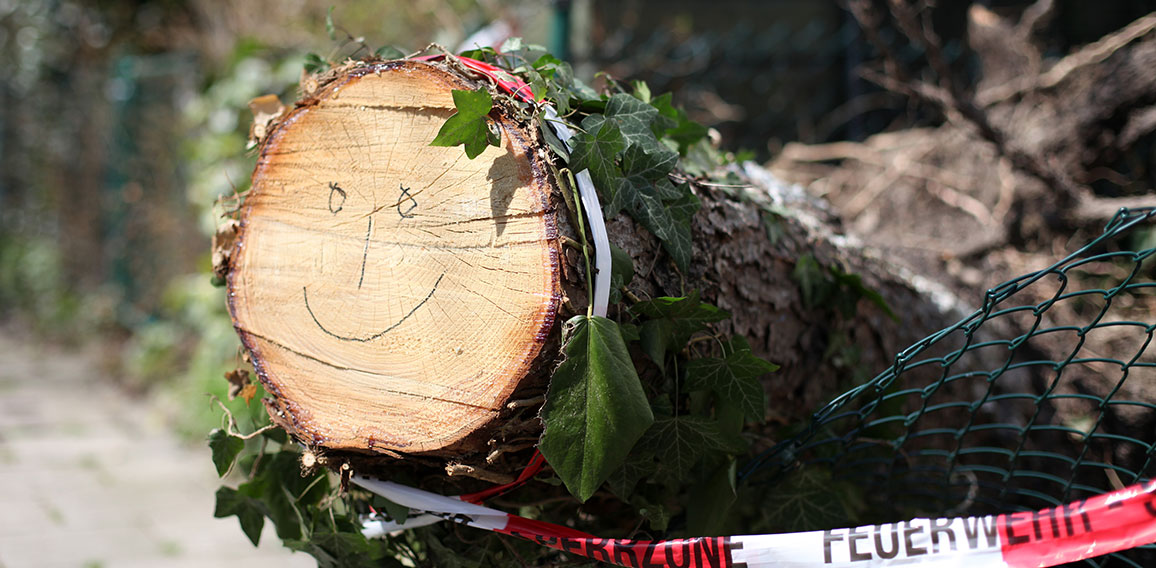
[223,59,963,477]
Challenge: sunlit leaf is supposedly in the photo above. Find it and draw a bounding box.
[621,141,677,182]
[603,93,662,147]
[430,89,500,159]
[539,316,654,502]
[570,115,626,213]
[499,37,523,53]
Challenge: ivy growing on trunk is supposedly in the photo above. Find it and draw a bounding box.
[210,37,794,567]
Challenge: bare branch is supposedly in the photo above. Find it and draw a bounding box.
[978,12,1156,106]
[210,395,278,440]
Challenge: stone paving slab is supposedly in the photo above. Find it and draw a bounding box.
[0,333,315,568]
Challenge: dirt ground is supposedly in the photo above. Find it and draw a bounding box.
[0,331,315,568]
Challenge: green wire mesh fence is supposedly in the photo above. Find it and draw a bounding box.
[743,207,1156,567]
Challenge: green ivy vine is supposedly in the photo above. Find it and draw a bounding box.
[427,41,783,527]
[209,37,793,567]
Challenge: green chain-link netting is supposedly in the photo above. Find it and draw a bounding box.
[743,208,1156,567]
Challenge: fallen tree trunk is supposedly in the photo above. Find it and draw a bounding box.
[223,59,962,474]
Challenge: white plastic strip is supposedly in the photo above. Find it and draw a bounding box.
[353,475,512,538]
[542,106,610,318]
[353,476,502,518]
[355,475,1156,568]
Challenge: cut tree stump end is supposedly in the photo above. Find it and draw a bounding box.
[227,61,564,456]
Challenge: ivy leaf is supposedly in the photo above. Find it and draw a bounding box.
[208,428,245,477]
[540,316,654,502]
[430,89,500,159]
[633,494,672,532]
[830,266,898,321]
[621,141,677,182]
[570,115,626,213]
[643,416,744,480]
[763,468,862,532]
[652,190,698,272]
[214,486,267,546]
[605,449,657,500]
[617,322,640,342]
[285,516,395,568]
[631,291,727,366]
[652,177,686,200]
[602,93,662,148]
[566,115,624,215]
[427,535,484,568]
[512,62,548,101]
[631,290,728,323]
[638,318,675,371]
[533,53,564,77]
[304,52,329,74]
[262,425,288,443]
[458,47,496,61]
[371,495,410,524]
[604,175,635,221]
[714,397,748,454]
[686,459,737,536]
[499,36,523,53]
[534,55,596,114]
[538,120,570,162]
[685,349,778,422]
[792,254,830,310]
[680,138,723,177]
[239,449,330,542]
[616,182,698,273]
[650,93,708,155]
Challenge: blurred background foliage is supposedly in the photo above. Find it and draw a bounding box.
[0,0,1150,437]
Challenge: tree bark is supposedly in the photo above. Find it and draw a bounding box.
[224,60,961,472]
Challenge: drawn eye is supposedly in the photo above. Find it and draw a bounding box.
[397,184,417,219]
[328,182,347,214]
[230,62,559,458]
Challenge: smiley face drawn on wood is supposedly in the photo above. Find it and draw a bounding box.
[302,181,445,343]
[227,62,561,454]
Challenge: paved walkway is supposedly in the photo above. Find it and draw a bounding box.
[0,332,315,568]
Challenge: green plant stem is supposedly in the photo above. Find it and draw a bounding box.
[562,167,594,318]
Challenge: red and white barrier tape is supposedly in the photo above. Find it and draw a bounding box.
[355,475,1156,568]
[389,52,1156,566]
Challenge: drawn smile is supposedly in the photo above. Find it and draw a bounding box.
[301,181,442,343]
[302,272,445,343]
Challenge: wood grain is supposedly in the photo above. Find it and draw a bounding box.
[228,61,561,454]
